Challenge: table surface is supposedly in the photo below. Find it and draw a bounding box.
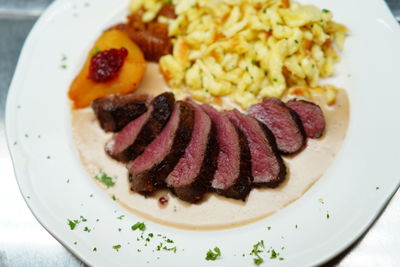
[1,1,399,266]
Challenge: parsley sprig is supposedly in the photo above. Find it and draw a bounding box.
[94,172,115,187]
[205,247,221,261]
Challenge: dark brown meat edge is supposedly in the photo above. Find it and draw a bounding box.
[171,123,219,203]
[91,94,148,133]
[113,92,175,162]
[129,101,194,194]
[216,127,252,201]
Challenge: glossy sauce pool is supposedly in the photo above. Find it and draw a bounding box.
[71,63,350,230]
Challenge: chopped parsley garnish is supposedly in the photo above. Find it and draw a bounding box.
[205,247,221,261]
[267,226,271,230]
[326,212,330,219]
[80,216,87,222]
[250,240,264,265]
[112,244,121,251]
[117,215,125,220]
[131,222,146,231]
[67,219,80,230]
[294,39,299,44]
[93,247,97,252]
[270,249,278,259]
[322,9,330,13]
[376,186,380,190]
[84,226,91,232]
[112,195,117,201]
[94,172,115,187]
[93,47,100,57]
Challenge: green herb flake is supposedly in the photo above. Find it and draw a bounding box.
[131,222,146,231]
[322,9,330,13]
[60,64,67,69]
[166,239,174,243]
[205,247,221,261]
[94,172,115,187]
[112,244,121,251]
[326,213,330,219]
[93,247,97,252]
[267,226,271,230]
[148,233,154,238]
[73,241,77,245]
[118,228,122,232]
[294,39,299,44]
[250,240,265,265]
[270,249,278,259]
[279,257,285,261]
[376,186,380,190]
[112,195,117,201]
[67,219,79,230]
[254,257,263,265]
[13,141,17,145]
[80,216,87,222]
[117,215,125,220]
[84,226,91,232]
[93,47,100,57]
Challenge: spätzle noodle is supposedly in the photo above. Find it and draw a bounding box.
[130,0,348,108]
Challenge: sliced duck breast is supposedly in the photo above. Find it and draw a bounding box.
[226,110,286,187]
[106,92,175,162]
[248,98,306,155]
[128,101,194,195]
[92,93,149,132]
[202,105,252,200]
[166,102,219,203]
[286,99,325,138]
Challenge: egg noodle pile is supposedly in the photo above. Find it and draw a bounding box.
[129,0,348,109]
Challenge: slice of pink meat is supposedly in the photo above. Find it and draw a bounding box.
[166,102,218,203]
[248,97,306,155]
[105,105,153,161]
[202,104,251,200]
[226,109,286,187]
[286,99,325,138]
[128,101,194,194]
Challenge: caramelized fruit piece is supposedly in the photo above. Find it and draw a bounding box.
[68,29,146,109]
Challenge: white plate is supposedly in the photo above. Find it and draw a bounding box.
[5,0,400,266]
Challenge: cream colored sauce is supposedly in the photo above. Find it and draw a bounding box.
[71,63,349,230]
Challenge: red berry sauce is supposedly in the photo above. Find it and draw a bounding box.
[89,47,128,82]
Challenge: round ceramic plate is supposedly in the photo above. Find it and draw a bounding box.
[6,0,400,266]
